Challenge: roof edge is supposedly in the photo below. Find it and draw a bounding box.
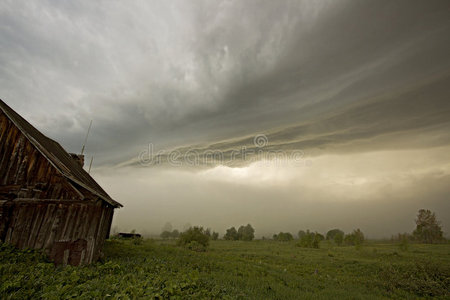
[0,99,122,208]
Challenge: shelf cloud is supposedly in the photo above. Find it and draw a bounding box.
[1,0,449,237]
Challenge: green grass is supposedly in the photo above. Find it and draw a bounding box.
[1,240,449,299]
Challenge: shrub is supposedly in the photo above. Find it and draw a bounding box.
[237,224,255,241]
[413,209,444,244]
[170,229,180,238]
[160,231,172,239]
[334,231,344,246]
[273,232,294,242]
[298,230,306,239]
[344,229,365,248]
[224,224,255,241]
[315,233,325,242]
[186,241,207,252]
[177,226,209,251]
[224,227,238,240]
[326,229,344,240]
[312,234,321,248]
[297,230,320,248]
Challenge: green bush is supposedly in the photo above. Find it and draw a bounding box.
[177,226,209,251]
[344,229,365,248]
[334,231,344,246]
[237,224,255,241]
[273,232,294,241]
[326,229,344,241]
[413,209,444,244]
[224,224,255,241]
[186,241,207,252]
[224,227,238,240]
[297,230,320,248]
[298,230,306,239]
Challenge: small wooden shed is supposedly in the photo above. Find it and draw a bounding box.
[0,99,122,265]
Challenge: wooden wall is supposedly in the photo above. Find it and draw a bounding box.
[2,199,114,265]
[0,111,80,200]
[0,111,115,265]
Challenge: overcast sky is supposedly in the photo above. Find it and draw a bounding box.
[1,0,449,238]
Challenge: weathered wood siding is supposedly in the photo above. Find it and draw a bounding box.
[0,111,80,200]
[2,199,114,265]
[0,110,115,265]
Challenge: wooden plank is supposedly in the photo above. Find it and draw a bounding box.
[44,204,64,250]
[34,204,56,249]
[27,204,46,248]
[73,204,86,239]
[24,204,38,247]
[60,204,74,240]
[9,205,26,246]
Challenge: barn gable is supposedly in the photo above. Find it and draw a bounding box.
[0,99,122,265]
[0,99,121,207]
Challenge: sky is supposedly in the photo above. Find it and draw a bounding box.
[1,0,449,238]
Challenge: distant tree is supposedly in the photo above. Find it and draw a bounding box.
[183,223,192,231]
[162,222,173,233]
[412,209,443,244]
[334,231,344,246]
[211,231,219,240]
[238,224,255,241]
[205,228,211,237]
[160,229,180,239]
[326,229,344,240]
[315,233,325,242]
[282,232,294,241]
[298,230,306,239]
[312,233,321,249]
[170,229,180,238]
[177,226,209,252]
[224,227,239,240]
[297,230,319,248]
[273,232,293,241]
[344,229,364,247]
[160,231,171,239]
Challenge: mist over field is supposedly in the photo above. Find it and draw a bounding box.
[1,0,450,238]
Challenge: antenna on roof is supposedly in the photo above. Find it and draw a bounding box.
[88,156,94,174]
[81,120,92,156]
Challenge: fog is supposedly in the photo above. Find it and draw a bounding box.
[95,146,450,238]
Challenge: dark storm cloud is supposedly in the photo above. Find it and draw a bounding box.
[1,1,449,165]
[2,0,450,237]
[155,0,450,153]
[126,70,450,167]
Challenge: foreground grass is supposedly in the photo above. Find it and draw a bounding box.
[1,240,449,299]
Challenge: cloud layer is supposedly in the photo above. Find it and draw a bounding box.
[1,0,450,237]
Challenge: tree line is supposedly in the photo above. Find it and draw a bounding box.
[152,209,444,252]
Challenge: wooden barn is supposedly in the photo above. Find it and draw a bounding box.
[0,99,122,265]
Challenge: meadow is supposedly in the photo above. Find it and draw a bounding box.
[1,239,449,299]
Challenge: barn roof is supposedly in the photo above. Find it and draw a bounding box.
[0,99,122,208]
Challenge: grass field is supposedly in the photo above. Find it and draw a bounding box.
[1,239,449,299]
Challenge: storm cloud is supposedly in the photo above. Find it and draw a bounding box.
[1,0,449,237]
